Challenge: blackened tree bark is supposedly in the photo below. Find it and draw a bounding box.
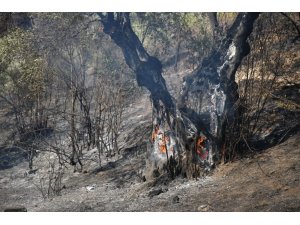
[207,12,220,42]
[98,13,175,114]
[180,13,260,164]
[98,12,259,176]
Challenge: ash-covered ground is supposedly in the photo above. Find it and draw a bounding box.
[0,89,299,212]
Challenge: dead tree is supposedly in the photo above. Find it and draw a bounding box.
[98,12,260,177]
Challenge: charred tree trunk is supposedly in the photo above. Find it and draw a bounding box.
[99,13,186,177]
[180,13,259,165]
[70,89,83,171]
[207,12,220,42]
[70,89,77,165]
[99,12,259,177]
[77,92,94,149]
[98,13,175,114]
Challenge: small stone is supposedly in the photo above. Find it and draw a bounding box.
[28,169,38,174]
[198,204,210,211]
[148,188,163,198]
[86,184,96,191]
[173,196,180,203]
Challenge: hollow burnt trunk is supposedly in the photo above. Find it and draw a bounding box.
[99,12,260,177]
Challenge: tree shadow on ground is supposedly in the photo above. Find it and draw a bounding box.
[0,146,27,170]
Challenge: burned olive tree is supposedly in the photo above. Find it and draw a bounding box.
[98,12,259,177]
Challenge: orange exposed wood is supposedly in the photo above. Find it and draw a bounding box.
[151,125,159,143]
[159,133,167,153]
[196,136,206,155]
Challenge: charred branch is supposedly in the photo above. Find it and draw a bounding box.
[98,13,175,115]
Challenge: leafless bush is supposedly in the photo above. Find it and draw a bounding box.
[33,156,65,199]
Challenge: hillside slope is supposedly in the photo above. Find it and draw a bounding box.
[1,130,299,212]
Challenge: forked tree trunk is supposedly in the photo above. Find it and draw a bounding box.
[99,12,259,177]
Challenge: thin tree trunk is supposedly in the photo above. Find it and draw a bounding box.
[70,89,77,166]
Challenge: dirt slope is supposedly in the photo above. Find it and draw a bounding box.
[0,130,299,212]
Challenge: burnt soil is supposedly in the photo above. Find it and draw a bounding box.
[0,131,299,212]
[0,82,299,212]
